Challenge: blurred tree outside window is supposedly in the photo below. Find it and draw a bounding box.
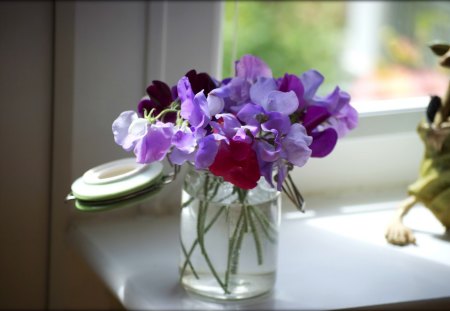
[222,1,450,105]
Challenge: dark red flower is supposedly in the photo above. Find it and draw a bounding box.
[185,69,217,96]
[138,80,177,122]
[209,140,261,190]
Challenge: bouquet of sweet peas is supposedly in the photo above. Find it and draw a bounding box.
[112,55,358,206]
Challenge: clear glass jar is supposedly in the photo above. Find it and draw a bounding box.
[179,166,281,300]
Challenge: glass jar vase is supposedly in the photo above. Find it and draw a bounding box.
[179,166,281,300]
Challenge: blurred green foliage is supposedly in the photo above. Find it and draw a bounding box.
[222,1,347,92]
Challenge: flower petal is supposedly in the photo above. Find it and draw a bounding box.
[172,127,196,153]
[250,77,277,106]
[278,73,305,109]
[169,148,196,165]
[262,111,291,136]
[134,122,173,164]
[235,55,272,80]
[263,90,299,116]
[233,125,258,144]
[195,135,219,169]
[209,140,261,190]
[215,113,242,138]
[177,76,194,105]
[310,128,338,158]
[258,158,274,188]
[207,93,225,116]
[236,103,265,127]
[282,123,312,167]
[181,87,210,129]
[256,140,280,162]
[303,105,331,133]
[300,69,324,100]
[112,111,139,151]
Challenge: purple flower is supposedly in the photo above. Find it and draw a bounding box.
[300,70,324,101]
[236,103,265,127]
[250,77,299,115]
[278,73,305,110]
[195,135,221,169]
[134,122,174,164]
[211,113,242,138]
[169,125,199,166]
[309,128,338,158]
[172,126,197,154]
[178,77,209,129]
[281,123,312,167]
[300,70,358,138]
[302,105,338,158]
[112,111,140,151]
[235,54,273,80]
[169,148,196,166]
[178,77,224,129]
[209,55,273,113]
[211,113,257,144]
[324,89,358,138]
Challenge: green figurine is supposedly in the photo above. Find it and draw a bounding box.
[386,43,450,246]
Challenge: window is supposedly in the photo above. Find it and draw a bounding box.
[222,1,450,106]
[220,1,450,194]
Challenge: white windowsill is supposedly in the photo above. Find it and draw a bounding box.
[353,96,429,117]
[69,187,450,310]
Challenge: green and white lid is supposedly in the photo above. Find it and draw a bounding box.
[71,158,163,202]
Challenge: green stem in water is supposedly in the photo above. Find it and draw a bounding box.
[224,208,244,291]
[181,196,195,208]
[196,176,229,294]
[179,205,226,281]
[250,206,277,243]
[251,205,278,236]
[180,237,199,279]
[230,207,247,275]
[208,179,221,201]
[247,206,263,265]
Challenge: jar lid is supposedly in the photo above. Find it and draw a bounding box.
[70,158,163,205]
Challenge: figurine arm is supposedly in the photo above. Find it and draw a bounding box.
[385,196,417,246]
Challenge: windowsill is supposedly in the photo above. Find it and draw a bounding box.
[69,186,450,310]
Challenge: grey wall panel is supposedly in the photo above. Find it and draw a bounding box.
[71,1,148,178]
[48,1,146,309]
[0,1,53,309]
